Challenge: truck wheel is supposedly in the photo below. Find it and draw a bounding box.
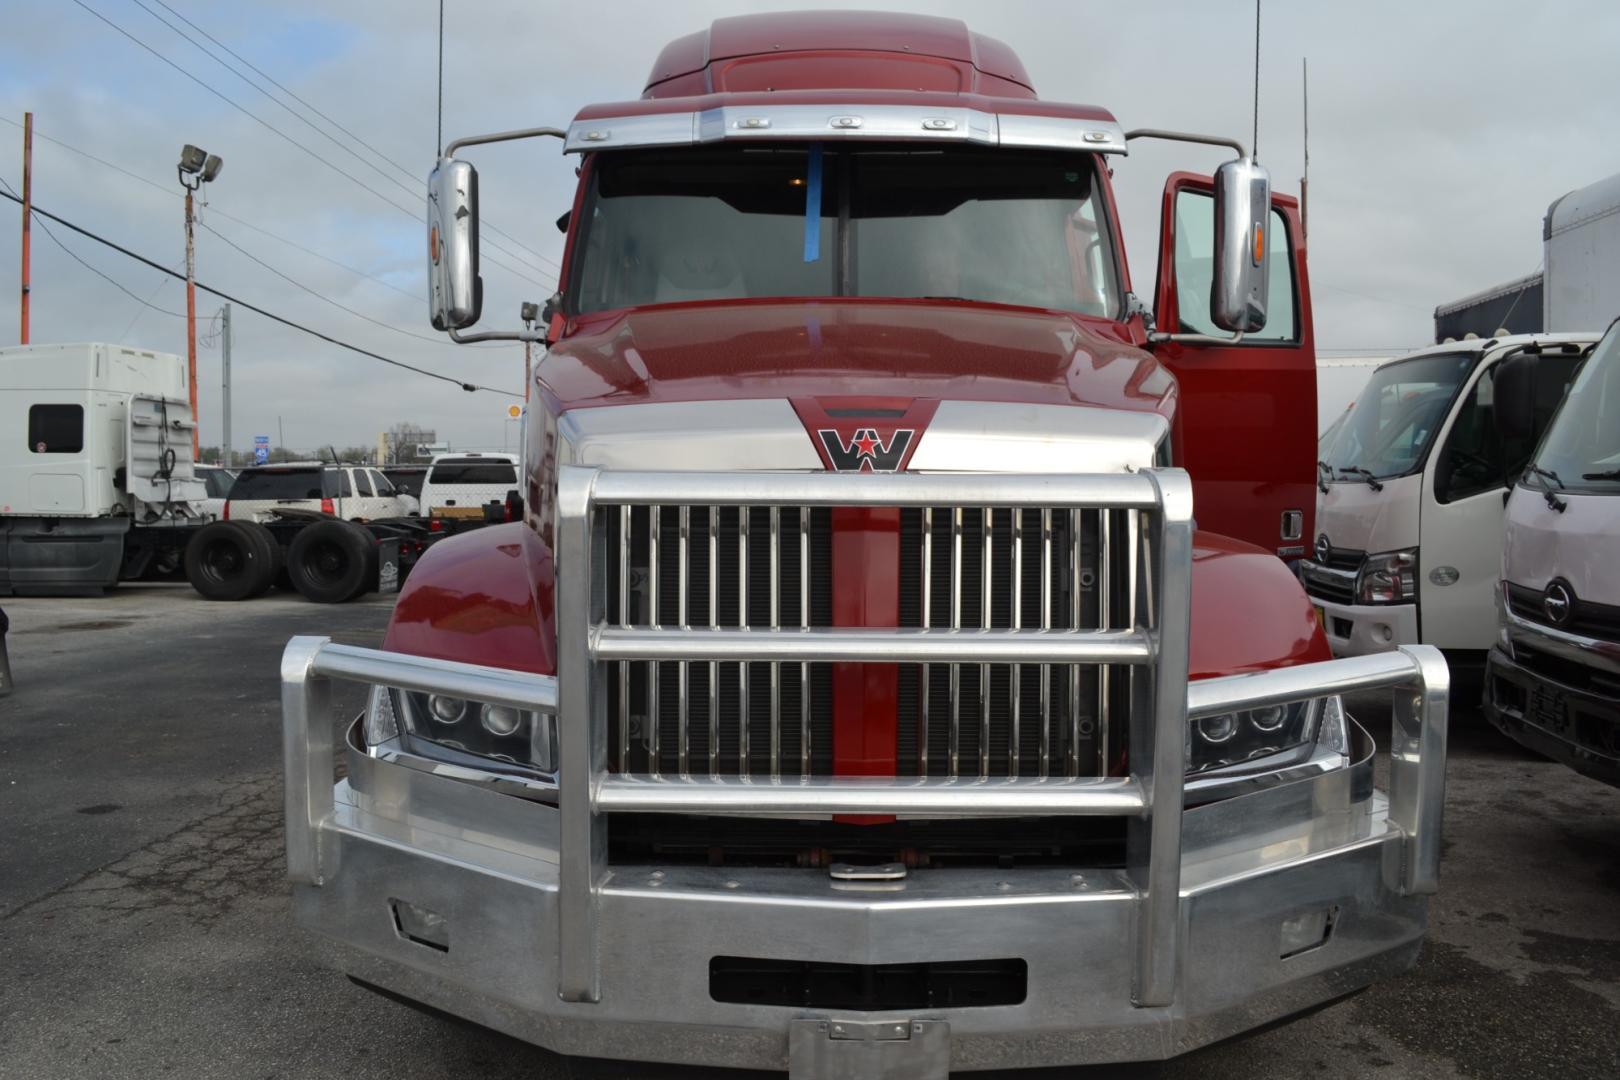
[288,521,374,603]
[231,521,283,599]
[185,522,275,601]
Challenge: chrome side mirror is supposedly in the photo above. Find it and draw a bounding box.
[1211,157,1271,333]
[427,158,481,330]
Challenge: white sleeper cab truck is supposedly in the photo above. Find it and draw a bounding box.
[1300,334,1594,674]
[0,343,205,595]
[1485,320,1620,785]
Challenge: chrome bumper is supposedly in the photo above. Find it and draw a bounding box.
[282,466,1449,1075]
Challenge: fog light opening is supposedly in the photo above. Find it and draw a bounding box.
[1279,905,1338,959]
[390,898,449,953]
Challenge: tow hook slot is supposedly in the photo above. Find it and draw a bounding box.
[788,1019,949,1080]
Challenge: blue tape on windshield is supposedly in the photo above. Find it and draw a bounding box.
[803,143,822,263]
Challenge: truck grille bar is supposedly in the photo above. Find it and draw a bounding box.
[604,502,1133,781]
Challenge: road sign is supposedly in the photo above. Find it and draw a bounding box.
[254,435,270,465]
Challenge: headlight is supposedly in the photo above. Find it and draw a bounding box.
[1355,548,1418,605]
[365,685,557,775]
[1188,699,1321,774]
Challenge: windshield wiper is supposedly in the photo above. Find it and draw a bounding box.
[1335,466,1384,492]
[1581,469,1620,481]
[1526,465,1567,511]
[1316,459,1332,494]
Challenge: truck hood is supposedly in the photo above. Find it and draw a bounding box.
[540,301,1175,417]
[1504,488,1620,605]
[1315,473,1420,556]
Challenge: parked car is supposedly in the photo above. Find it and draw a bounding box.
[224,463,413,523]
[416,452,520,521]
[194,464,236,521]
[381,465,430,501]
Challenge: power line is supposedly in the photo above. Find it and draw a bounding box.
[0,114,428,304]
[67,0,555,288]
[196,216,507,348]
[143,0,559,274]
[0,174,186,319]
[0,188,519,397]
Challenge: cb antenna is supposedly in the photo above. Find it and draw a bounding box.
[1251,0,1262,160]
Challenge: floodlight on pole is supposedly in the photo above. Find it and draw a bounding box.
[177,144,222,460]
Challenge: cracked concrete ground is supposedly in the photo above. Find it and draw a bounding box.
[2,584,1618,1078]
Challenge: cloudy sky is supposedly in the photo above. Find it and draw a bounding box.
[2,0,1617,453]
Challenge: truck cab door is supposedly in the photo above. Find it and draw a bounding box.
[1152,173,1315,558]
[1420,348,1586,649]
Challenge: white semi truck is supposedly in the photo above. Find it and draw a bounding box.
[0,343,206,595]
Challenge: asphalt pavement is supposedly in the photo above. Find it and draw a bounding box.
[1,585,1618,1079]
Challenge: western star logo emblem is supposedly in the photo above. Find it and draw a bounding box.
[818,428,913,472]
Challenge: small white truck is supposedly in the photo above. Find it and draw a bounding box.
[1300,333,1595,675]
[0,343,206,595]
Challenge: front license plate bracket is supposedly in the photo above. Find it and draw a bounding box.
[788,1019,949,1080]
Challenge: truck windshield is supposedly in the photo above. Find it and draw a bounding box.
[1322,351,1477,481]
[569,144,1120,318]
[1529,324,1620,493]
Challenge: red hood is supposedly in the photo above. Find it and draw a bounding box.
[538,300,1176,418]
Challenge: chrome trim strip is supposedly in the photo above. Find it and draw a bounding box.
[594,627,1154,665]
[920,506,932,777]
[708,508,719,778]
[563,107,1127,155]
[950,506,962,778]
[1040,508,1052,779]
[558,401,823,472]
[587,470,1164,509]
[648,504,661,779]
[1070,509,1083,778]
[738,506,750,772]
[980,507,993,778]
[678,505,690,778]
[596,774,1147,817]
[769,506,781,780]
[617,505,630,773]
[800,508,811,777]
[1011,507,1024,779]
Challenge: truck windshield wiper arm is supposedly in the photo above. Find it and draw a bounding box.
[1526,465,1567,511]
[1580,469,1620,481]
[1334,466,1384,491]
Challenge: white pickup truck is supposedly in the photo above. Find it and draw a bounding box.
[1299,334,1594,672]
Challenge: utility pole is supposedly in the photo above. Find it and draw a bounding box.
[19,112,31,345]
[177,144,222,460]
[220,303,232,468]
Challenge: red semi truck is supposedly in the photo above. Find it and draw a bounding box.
[281,13,1449,1076]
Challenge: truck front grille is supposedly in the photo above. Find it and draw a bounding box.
[602,503,1130,781]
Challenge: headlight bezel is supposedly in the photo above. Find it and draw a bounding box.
[365,684,559,783]
[1355,547,1419,605]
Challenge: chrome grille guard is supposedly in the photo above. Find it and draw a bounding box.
[282,464,1448,1016]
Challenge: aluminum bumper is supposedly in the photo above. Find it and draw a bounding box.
[282,641,1448,1075]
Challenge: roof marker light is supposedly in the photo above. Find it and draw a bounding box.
[921,117,956,131]
[1083,131,1110,144]
[737,117,770,129]
[829,116,863,129]
[582,130,609,142]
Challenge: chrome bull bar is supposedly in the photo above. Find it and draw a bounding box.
[281,463,1449,1024]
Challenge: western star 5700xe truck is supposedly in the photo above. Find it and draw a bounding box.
[280,13,1449,1076]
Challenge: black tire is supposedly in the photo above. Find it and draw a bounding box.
[231,521,282,599]
[288,520,375,603]
[184,521,275,601]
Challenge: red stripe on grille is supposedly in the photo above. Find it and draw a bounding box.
[831,506,899,823]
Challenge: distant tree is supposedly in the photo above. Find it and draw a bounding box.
[197,445,222,464]
[337,445,376,465]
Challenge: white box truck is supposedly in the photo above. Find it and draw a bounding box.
[0,343,206,595]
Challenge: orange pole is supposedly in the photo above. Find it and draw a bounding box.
[19,112,31,345]
[184,185,199,459]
